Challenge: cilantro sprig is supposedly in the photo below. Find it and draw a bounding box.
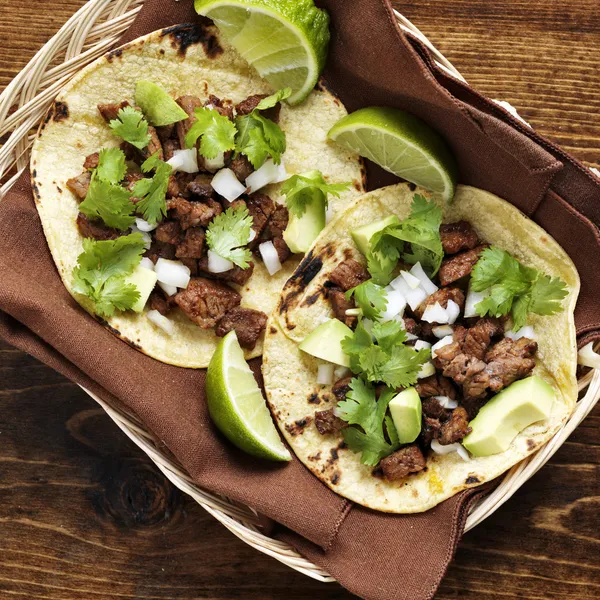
[205,205,253,269]
[96,148,127,184]
[345,280,387,321]
[131,152,173,225]
[184,107,237,159]
[109,106,152,150]
[281,170,351,218]
[471,246,568,331]
[72,233,146,317]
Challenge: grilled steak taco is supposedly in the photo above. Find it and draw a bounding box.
[262,183,579,513]
[31,23,365,368]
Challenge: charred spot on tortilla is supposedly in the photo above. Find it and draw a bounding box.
[161,23,223,58]
[465,476,480,485]
[106,48,123,62]
[353,179,362,191]
[303,290,322,307]
[53,101,69,122]
[56,186,62,193]
[294,251,323,286]
[269,326,278,335]
[97,318,121,338]
[408,182,417,191]
[32,181,41,203]
[327,447,340,465]
[308,392,321,405]
[284,417,313,437]
[331,472,341,485]
[308,451,322,462]
[527,439,537,451]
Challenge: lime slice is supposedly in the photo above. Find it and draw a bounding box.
[328,107,458,201]
[195,0,330,104]
[206,331,291,461]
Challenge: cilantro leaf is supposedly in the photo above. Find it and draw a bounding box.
[132,152,173,225]
[341,319,373,372]
[255,88,292,110]
[205,205,253,268]
[96,148,127,184]
[281,170,351,218]
[527,273,569,315]
[72,233,146,317]
[345,280,387,321]
[79,172,135,230]
[371,319,407,351]
[109,106,152,150]
[365,344,431,389]
[184,107,237,159]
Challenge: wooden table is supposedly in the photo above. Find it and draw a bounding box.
[0,1,598,598]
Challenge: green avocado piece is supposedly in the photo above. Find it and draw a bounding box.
[462,376,555,457]
[124,264,158,313]
[389,387,422,444]
[135,81,188,126]
[282,193,326,254]
[298,319,353,367]
[351,214,401,256]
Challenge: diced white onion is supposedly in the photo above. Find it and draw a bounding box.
[345,308,362,316]
[401,270,421,289]
[414,340,432,351]
[505,325,536,341]
[146,309,174,335]
[207,249,234,273]
[464,285,491,318]
[246,158,287,193]
[381,289,407,322]
[410,262,438,295]
[139,257,155,271]
[158,281,177,296]
[417,362,436,379]
[433,324,454,338]
[166,148,199,173]
[456,445,471,461]
[446,299,461,324]
[578,342,600,370]
[422,302,449,324]
[389,274,411,296]
[155,258,191,289]
[131,224,152,249]
[406,332,418,341]
[211,168,246,201]
[316,362,335,385]
[135,217,157,232]
[203,151,225,172]
[259,240,282,276]
[434,395,459,409]
[334,366,350,380]
[248,228,257,242]
[404,286,428,311]
[431,439,470,460]
[431,335,454,358]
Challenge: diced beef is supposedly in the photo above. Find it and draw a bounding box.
[272,237,291,264]
[439,244,487,286]
[176,95,202,149]
[145,240,176,263]
[76,213,119,240]
[246,193,275,243]
[124,172,144,193]
[414,287,465,320]
[175,227,205,259]
[462,317,503,360]
[440,221,479,255]
[198,256,255,286]
[421,397,449,420]
[148,291,171,316]
[162,138,180,161]
[119,141,138,162]
[155,220,182,245]
[415,374,457,400]
[328,258,370,292]
[144,126,163,160]
[332,376,352,402]
[234,93,281,123]
[215,307,268,349]
[421,416,443,446]
[206,94,234,120]
[403,317,421,337]
[438,407,471,445]
[187,174,214,199]
[379,445,426,481]
[484,337,537,392]
[327,286,357,328]
[83,152,100,170]
[66,171,91,199]
[156,123,176,144]
[264,205,289,239]
[97,101,130,123]
[167,173,195,199]
[228,154,254,182]
[314,409,347,435]
[419,322,437,341]
[439,353,487,387]
[168,197,222,229]
[179,257,199,276]
[174,277,241,328]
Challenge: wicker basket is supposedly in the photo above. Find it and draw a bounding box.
[1,0,598,583]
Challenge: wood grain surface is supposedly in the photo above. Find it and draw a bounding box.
[0,1,598,599]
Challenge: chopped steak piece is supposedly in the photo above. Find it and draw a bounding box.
[264,205,289,239]
[76,213,119,241]
[198,256,255,286]
[155,221,182,245]
[179,257,199,276]
[176,95,202,149]
[419,321,437,341]
[440,353,487,387]
[484,337,537,392]
[174,277,241,328]
[124,172,144,193]
[97,101,130,123]
[119,140,138,162]
[175,227,205,259]
[272,237,292,264]
[332,376,352,402]
[440,221,479,255]
[83,152,100,170]
[167,172,195,199]
[66,171,91,199]
[414,287,465,320]
[403,317,421,336]
[328,258,370,291]
[439,244,487,286]
[187,174,214,199]
[459,396,487,421]
[143,126,163,160]
[422,398,449,420]
[462,317,503,360]
[246,193,275,243]
[206,94,234,120]
[314,409,347,435]
[162,138,180,161]
[156,123,176,144]
[379,445,426,481]
[415,374,457,399]
[148,290,171,316]
[228,154,254,182]
[421,416,443,446]
[235,93,281,123]
[168,197,222,229]
[438,407,472,445]
[327,286,357,328]
[145,240,176,263]
[215,307,267,349]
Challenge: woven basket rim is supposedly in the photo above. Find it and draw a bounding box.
[0,0,598,584]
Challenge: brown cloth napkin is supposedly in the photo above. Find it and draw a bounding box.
[1,1,598,598]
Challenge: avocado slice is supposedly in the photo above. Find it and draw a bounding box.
[135,81,188,126]
[282,193,326,254]
[124,264,158,313]
[462,376,555,457]
[298,319,352,367]
[351,215,401,256]
[389,387,422,444]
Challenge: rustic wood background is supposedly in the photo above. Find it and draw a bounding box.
[0,1,598,598]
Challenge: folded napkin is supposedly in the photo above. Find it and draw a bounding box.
[1,1,598,599]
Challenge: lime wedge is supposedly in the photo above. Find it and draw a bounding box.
[206,331,291,461]
[328,107,458,201]
[195,0,330,104]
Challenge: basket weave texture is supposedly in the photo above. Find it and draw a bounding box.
[1,0,598,582]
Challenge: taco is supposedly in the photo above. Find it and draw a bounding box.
[31,23,365,368]
[262,183,579,513]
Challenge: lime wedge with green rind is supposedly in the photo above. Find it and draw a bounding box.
[206,331,291,461]
[194,0,330,105]
[328,107,458,201]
